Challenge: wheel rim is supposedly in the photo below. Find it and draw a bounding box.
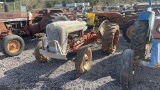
[145,44,149,50]
[7,40,20,53]
[144,44,149,56]
[126,25,133,39]
[96,38,102,45]
[35,41,48,63]
[39,54,48,62]
[83,54,90,71]
[113,30,120,51]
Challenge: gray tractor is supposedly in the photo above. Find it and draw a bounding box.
[34,20,120,74]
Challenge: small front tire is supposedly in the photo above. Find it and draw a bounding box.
[75,47,92,74]
[120,49,135,90]
[34,41,48,63]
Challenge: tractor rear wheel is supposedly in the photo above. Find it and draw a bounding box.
[120,49,135,90]
[75,47,92,74]
[100,20,120,54]
[131,20,149,58]
[122,20,135,43]
[1,34,25,56]
[34,41,48,63]
[46,13,68,26]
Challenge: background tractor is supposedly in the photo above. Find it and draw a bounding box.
[120,0,160,90]
[0,8,68,57]
[34,19,120,74]
[122,2,160,43]
[84,6,139,41]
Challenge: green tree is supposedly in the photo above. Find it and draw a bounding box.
[46,1,54,8]
[22,0,45,10]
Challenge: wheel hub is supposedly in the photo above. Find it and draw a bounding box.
[126,25,133,39]
[7,40,20,53]
[83,54,90,71]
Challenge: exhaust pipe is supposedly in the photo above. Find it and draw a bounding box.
[4,0,9,12]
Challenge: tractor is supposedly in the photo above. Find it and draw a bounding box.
[0,8,68,57]
[122,2,160,43]
[120,0,160,90]
[34,19,120,74]
[84,7,139,41]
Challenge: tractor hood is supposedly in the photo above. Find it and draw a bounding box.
[46,21,87,54]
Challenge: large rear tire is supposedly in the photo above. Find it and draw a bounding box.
[46,13,68,26]
[75,47,92,74]
[34,41,48,63]
[100,20,120,54]
[122,20,135,43]
[131,20,149,58]
[120,49,135,90]
[1,34,25,56]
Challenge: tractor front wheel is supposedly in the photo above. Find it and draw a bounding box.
[120,49,135,90]
[131,20,149,58]
[34,41,48,63]
[75,47,92,74]
[1,34,25,56]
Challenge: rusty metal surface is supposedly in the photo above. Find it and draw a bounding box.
[0,22,8,31]
[94,11,122,19]
[0,12,29,19]
[38,9,63,14]
[153,18,160,39]
[0,22,11,39]
[29,24,41,35]
[72,31,101,52]
[116,14,139,27]
[93,11,139,28]
[0,8,69,41]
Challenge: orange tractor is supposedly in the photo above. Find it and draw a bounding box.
[0,9,68,56]
[86,11,139,41]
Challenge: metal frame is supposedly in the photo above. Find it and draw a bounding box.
[40,40,67,60]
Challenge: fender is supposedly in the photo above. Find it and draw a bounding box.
[139,11,155,42]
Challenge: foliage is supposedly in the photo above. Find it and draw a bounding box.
[46,1,54,8]
[22,0,45,10]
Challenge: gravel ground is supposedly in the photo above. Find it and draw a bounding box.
[0,34,160,90]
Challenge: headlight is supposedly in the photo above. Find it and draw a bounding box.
[156,25,160,33]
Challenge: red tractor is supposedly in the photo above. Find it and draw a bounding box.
[0,9,69,56]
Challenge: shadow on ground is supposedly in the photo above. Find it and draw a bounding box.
[0,59,67,89]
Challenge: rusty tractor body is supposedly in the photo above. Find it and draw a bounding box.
[34,20,120,74]
[86,11,138,43]
[94,11,139,28]
[0,9,69,56]
[0,9,66,38]
[90,5,139,43]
